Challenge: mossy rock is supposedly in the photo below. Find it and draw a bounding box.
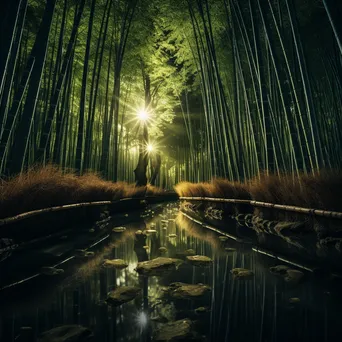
[153,319,194,341]
[284,269,304,283]
[135,257,183,276]
[165,282,211,300]
[186,255,212,267]
[112,226,126,233]
[231,268,254,279]
[158,247,168,254]
[106,286,141,306]
[102,259,128,270]
[194,306,211,314]
[218,236,228,241]
[269,265,290,276]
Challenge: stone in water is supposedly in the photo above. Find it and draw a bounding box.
[106,286,141,306]
[102,259,128,270]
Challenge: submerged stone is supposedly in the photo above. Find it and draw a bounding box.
[41,267,64,276]
[112,226,126,233]
[135,257,183,276]
[153,319,194,341]
[102,259,128,269]
[289,297,301,303]
[269,265,290,276]
[106,286,141,306]
[218,236,229,241]
[38,325,93,342]
[165,282,211,299]
[158,247,168,254]
[270,265,304,283]
[231,268,254,279]
[186,255,212,266]
[284,269,304,283]
[195,306,211,314]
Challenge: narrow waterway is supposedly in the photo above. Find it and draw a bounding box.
[0,202,341,341]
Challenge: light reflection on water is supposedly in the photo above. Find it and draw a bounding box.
[0,202,342,341]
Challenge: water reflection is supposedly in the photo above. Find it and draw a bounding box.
[0,203,342,341]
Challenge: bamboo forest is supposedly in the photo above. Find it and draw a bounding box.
[1,1,342,342]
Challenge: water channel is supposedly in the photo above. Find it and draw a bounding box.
[0,202,341,341]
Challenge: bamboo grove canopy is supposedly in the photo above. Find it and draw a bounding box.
[1,0,342,186]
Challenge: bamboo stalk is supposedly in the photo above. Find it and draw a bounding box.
[0,197,142,227]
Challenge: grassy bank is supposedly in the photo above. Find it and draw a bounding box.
[175,171,342,212]
[0,166,172,219]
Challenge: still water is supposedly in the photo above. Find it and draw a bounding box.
[0,202,341,341]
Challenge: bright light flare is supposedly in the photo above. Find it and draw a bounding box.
[147,144,154,153]
[137,109,149,121]
[134,311,148,328]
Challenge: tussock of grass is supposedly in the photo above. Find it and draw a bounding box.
[0,165,169,219]
[174,170,342,212]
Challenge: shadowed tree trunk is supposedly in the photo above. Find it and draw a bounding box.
[134,72,150,186]
[75,0,97,173]
[150,152,161,186]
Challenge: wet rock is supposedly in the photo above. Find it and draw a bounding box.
[269,265,290,276]
[88,228,95,233]
[284,269,304,283]
[231,268,254,279]
[162,227,168,230]
[161,220,169,224]
[218,236,228,242]
[102,259,128,269]
[38,325,93,342]
[186,255,212,267]
[270,265,304,284]
[158,247,168,254]
[112,226,126,233]
[135,257,183,276]
[106,286,141,306]
[41,267,64,276]
[143,245,150,251]
[194,306,211,314]
[165,282,211,299]
[153,319,194,341]
[289,297,300,303]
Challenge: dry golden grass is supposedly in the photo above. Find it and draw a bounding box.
[174,170,342,212]
[0,165,170,219]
